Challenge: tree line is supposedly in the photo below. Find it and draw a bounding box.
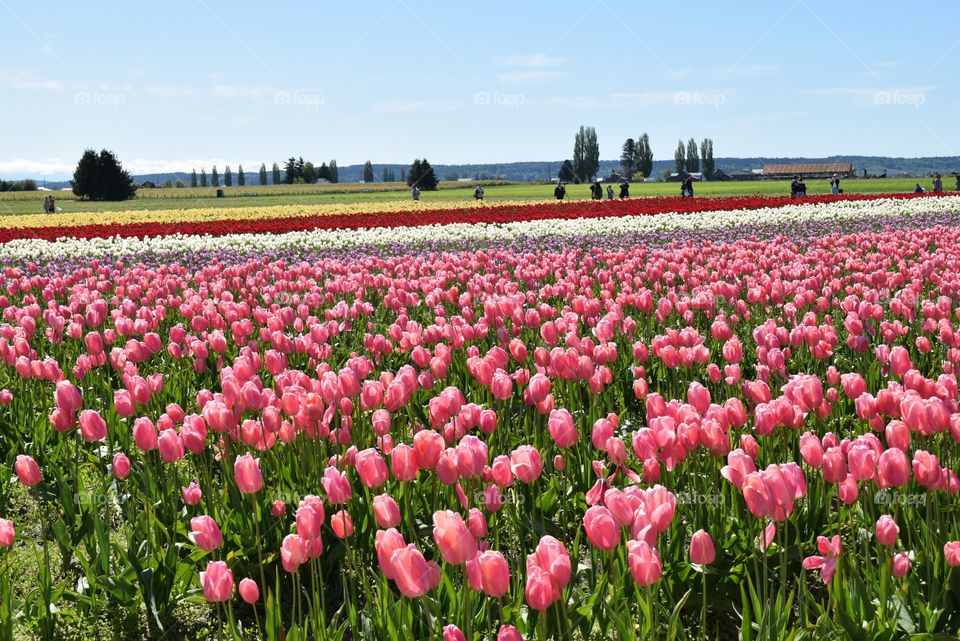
[558,127,717,183]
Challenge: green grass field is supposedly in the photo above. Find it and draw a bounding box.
[0,177,949,216]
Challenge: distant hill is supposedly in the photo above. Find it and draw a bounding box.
[34,155,960,189]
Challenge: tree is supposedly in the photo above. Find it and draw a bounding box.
[363,161,374,183]
[382,167,395,182]
[259,163,268,186]
[302,161,317,184]
[407,158,438,190]
[572,126,599,182]
[271,163,281,185]
[212,166,220,187]
[620,138,637,178]
[71,148,137,201]
[674,141,685,174]
[190,168,198,188]
[685,138,700,173]
[700,138,715,177]
[283,157,298,184]
[317,163,330,182]
[237,165,245,186]
[400,168,407,183]
[329,160,338,184]
[200,168,208,187]
[224,165,233,187]
[572,127,585,183]
[174,179,186,188]
[637,133,654,179]
[558,159,575,183]
[584,127,599,181]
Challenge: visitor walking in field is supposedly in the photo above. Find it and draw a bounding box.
[411,185,420,201]
[606,185,614,200]
[681,176,694,198]
[474,185,484,201]
[619,181,629,199]
[933,174,943,193]
[554,183,566,200]
[42,195,51,213]
[590,181,602,200]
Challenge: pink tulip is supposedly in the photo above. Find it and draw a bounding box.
[510,445,543,484]
[157,430,185,463]
[524,564,560,611]
[944,541,960,567]
[132,417,158,451]
[199,560,233,602]
[877,448,911,488]
[802,535,841,584]
[583,505,620,551]
[54,380,82,415]
[239,577,259,604]
[321,466,352,504]
[14,455,41,486]
[296,496,326,540]
[498,625,523,641]
[375,528,407,580]
[466,550,510,597]
[443,625,467,641]
[0,519,14,547]
[373,494,402,528]
[627,540,662,586]
[234,453,264,494]
[432,510,477,564]
[181,482,202,506]
[355,448,389,489]
[875,515,899,546]
[547,408,578,448]
[390,443,418,481]
[281,534,311,573]
[78,409,108,442]
[331,510,354,539]
[413,429,444,469]
[189,515,223,551]
[891,552,911,578]
[112,453,131,479]
[455,435,488,478]
[390,544,441,597]
[689,529,716,565]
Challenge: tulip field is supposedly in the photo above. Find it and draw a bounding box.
[5,192,960,640]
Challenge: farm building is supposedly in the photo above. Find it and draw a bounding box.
[762,162,854,179]
[728,169,762,181]
[666,171,704,182]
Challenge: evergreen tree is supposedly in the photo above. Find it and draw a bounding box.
[584,126,599,181]
[407,158,438,190]
[317,163,330,182]
[700,138,715,177]
[200,168,208,187]
[363,161,375,183]
[71,148,137,201]
[572,126,586,183]
[329,160,339,183]
[283,157,297,184]
[685,138,700,173]
[211,165,220,187]
[674,141,685,174]
[620,138,637,178]
[224,165,233,187]
[190,168,198,188]
[271,163,281,185]
[259,163,268,186]
[558,159,575,183]
[400,168,407,183]
[237,164,245,186]
[637,133,654,179]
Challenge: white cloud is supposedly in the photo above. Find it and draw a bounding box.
[496,70,567,84]
[372,99,460,113]
[493,53,563,68]
[0,158,73,176]
[0,69,63,92]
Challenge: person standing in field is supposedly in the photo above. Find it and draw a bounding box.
[474,184,484,201]
[933,174,943,193]
[554,183,566,200]
[914,183,925,193]
[681,176,694,197]
[606,184,614,200]
[619,181,629,198]
[42,195,51,213]
[955,174,960,191]
[830,174,841,195]
[590,181,602,200]
[411,185,420,201]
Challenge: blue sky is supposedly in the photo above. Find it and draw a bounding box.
[2,0,958,178]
